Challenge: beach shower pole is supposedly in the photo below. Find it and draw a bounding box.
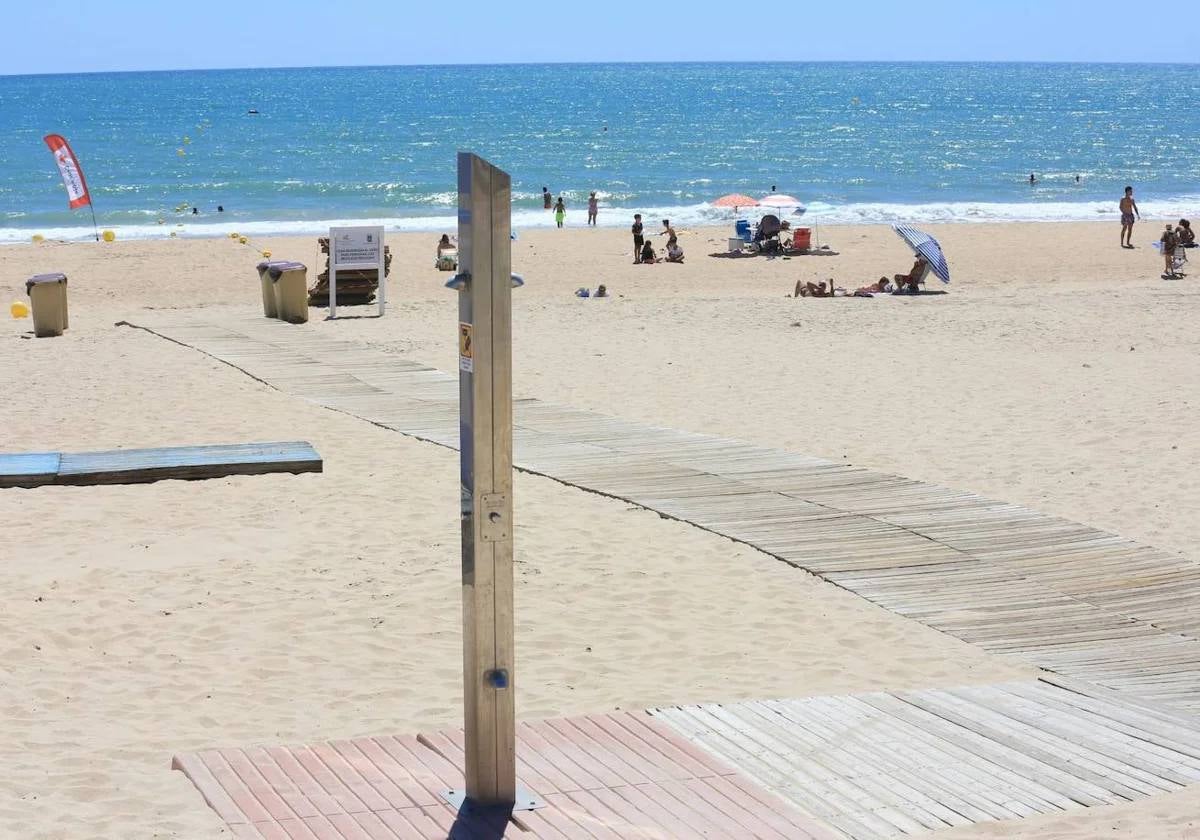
[443,152,538,814]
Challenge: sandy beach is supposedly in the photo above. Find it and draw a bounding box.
[3,220,1199,838]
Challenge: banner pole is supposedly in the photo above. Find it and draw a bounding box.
[88,202,99,242]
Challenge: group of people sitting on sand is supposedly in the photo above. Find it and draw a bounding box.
[637,219,685,264]
[797,257,929,298]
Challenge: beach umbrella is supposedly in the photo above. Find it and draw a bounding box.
[759,193,807,217]
[712,193,760,209]
[892,223,951,283]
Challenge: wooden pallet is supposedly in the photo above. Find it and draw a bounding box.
[172,711,836,840]
[120,315,1200,714]
[0,441,322,488]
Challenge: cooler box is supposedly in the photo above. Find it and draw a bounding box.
[735,219,752,242]
[270,261,309,324]
[256,260,278,318]
[26,273,68,338]
[792,228,812,250]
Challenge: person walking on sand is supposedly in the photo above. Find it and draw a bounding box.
[587,192,598,226]
[1161,224,1180,278]
[1120,186,1140,248]
[554,196,566,228]
[542,187,552,210]
[631,213,644,263]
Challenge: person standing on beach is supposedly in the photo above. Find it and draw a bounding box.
[554,196,566,228]
[587,192,598,226]
[1120,186,1140,248]
[632,214,644,263]
[542,187,552,210]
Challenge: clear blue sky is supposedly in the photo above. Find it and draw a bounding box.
[4,0,1193,75]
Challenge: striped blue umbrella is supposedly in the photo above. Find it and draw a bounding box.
[892,223,951,283]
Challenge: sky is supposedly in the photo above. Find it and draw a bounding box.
[3,0,1195,75]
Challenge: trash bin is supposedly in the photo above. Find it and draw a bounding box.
[256,260,278,318]
[792,228,812,250]
[270,261,309,324]
[25,273,67,337]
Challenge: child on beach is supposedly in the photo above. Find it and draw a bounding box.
[554,197,566,228]
[640,240,659,263]
[1161,224,1179,278]
[587,192,598,226]
[632,214,644,263]
[1120,186,1140,249]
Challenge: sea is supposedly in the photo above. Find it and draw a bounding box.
[1,62,1198,242]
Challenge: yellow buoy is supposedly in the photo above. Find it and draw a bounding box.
[229,232,240,239]
[102,229,116,242]
[10,301,30,319]
[31,234,44,244]
[176,149,186,157]
[261,249,271,258]
[169,231,178,237]
[182,136,191,144]
[238,236,248,244]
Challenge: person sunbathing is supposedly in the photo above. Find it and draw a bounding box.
[796,279,833,297]
[854,276,892,295]
[894,258,927,292]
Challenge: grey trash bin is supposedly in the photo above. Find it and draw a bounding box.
[256,260,278,318]
[26,273,68,337]
[270,261,309,324]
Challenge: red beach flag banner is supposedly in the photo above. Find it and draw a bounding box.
[43,134,92,209]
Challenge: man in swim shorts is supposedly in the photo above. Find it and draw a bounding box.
[1120,186,1140,249]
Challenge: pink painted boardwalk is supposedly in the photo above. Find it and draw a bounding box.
[173,712,836,839]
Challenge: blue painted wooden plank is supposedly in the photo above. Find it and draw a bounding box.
[0,452,62,489]
[0,442,320,488]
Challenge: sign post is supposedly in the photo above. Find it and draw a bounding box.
[328,225,386,318]
[442,152,539,815]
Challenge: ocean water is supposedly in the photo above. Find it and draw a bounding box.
[1,62,1198,241]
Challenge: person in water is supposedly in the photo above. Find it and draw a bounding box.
[542,187,551,210]
[1120,186,1140,249]
[554,197,566,228]
[587,192,598,226]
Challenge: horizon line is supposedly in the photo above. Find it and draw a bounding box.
[3,57,1199,79]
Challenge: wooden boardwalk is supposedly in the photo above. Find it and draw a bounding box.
[654,676,1200,839]
[122,315,1200,715]
[172,711,837,840]
[172,678,1200,839]
[0,440,321,489]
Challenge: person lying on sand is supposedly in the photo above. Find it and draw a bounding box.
[894,258,927,293]
[855,277,892,295]
[796,279,833,297]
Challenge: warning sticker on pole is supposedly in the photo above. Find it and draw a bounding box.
[458,322,473,373]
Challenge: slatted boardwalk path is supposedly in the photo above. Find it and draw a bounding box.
[172,678,1200,839]
[654,676,1200,839]
[0,440,321,488]
[172,710,838,840]
[121,314,1200,716]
